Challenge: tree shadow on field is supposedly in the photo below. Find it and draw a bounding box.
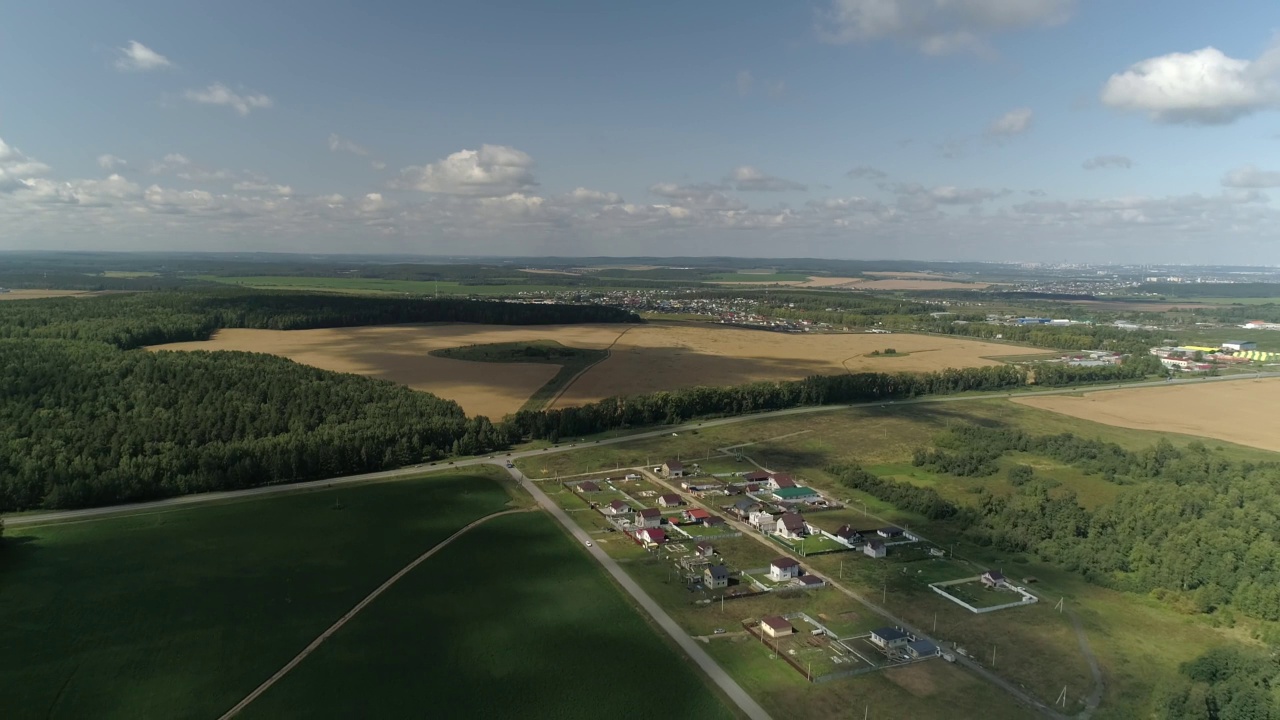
[0,534,42,574]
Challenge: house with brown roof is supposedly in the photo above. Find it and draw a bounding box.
[775,512,807,539]
[635,527,667,546]
[683,508,711,523]
[769,557,802,581]
[694,541,714,558]
[768,473,797,490]
[742,470,771,482]
[760,615,794,638]
[662,460,686,478]
[657,493,684,508]
[602,499,632,516]
[636,508,662,528]
[576,481,600,493]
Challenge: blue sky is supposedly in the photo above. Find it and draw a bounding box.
[1,1,1279,262]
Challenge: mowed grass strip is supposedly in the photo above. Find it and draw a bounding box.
[239,511,736,720]
[0,473,515,720]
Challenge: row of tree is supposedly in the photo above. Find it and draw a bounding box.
[0,290,640,350]
[889,425,1280,623]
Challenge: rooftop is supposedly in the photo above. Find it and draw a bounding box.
[872,627,909,642]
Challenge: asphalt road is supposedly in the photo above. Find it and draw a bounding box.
[10,371,1275,529]
[498,464,773,720]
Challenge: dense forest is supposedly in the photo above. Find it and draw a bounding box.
[0,290,639,349]
[1157,646,1280,719]
[838,424,1280,625]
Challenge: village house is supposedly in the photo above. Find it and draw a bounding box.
[834,525,861,543]
[704,564,730,590]
[981,570,1007,588]
[760,616,794,638]
[796,575,825,589]
[683,508,711,523]
[602,499,631,516]
[657,494,685,508]
[730,498,762,519]
[576,481,600,493]
[775,512,808,539]
[773,486,819,503]
[741,470,771,483]
[767,473,797,490]
[769,557,802,581]
[869,627,911,650]
[863,540,886,558]
[876,527,904,539]
[694,541,714,558]
[662,460,686,478]
[634,527,666,547]
[907,640,940,659]
[635,508,662,528]
[701,515,726,528]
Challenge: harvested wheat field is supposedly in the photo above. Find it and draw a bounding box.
[150,323,1043,418]
[1014,378,1280,453]
[0,289,90,300]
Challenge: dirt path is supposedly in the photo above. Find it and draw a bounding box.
[1069,608,1105,717]
[217,507,535,719]
[545,325,636,409]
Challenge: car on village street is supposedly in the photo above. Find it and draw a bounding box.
[584,541,593,547]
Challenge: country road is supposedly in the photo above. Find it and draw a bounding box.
[498,464,773,720]
[9,370,1274,529]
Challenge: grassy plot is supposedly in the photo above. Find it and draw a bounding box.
[239,511,735,720]
[429,340,609,411]
[0,472,518,720]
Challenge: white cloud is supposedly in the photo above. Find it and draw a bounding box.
[371,161,387,171]
[1222,164,1280,188]
[1082,155,1133,170]
[737,71,754,97]
[1100,41,1280,124]
[817,0,1075,56]
[987,107,1033,137]
[328,133,369,156]
[393,144,537,196]
[648,182,745,211]
[232,181,294,196]
[727,166,807,192]
[562,187,623,205]
[149,153,191,174]
[889,182,1007,206]
[20,175,142,206]
[97,154,128,171]
[114,41,174,72]
[0,138,51,191]
[184,83,274,116]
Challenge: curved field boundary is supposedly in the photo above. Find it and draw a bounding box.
[218,507,535,719]
[543,325,637,409]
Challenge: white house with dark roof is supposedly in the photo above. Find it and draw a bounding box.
[635,508,662,528]
[704,564,730,589]
[775,512,807,539]
[981,570,1007,588]
[760,615,794,638]
[602,499,632,516]
[863,540,886,558]
[769,557,801,581]
[657,493,684,508]
[662,460,686,478]
[870,627,911,650]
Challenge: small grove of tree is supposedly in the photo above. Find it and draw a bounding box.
[1007,464,1034,486]
[826,462,960,520]
[1155,646,1280,720]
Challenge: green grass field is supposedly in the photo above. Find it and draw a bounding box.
[708,272,811,283]
[239,511,734,720]
[527,397,1280,718]
[0,473,518,719]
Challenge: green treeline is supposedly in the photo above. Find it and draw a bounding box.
[0,291,640,350]
[1157,646,1280,719]
[0,340,514,511]
[505,365,1029,441]
[836,426,1280,623]
[827,463,959,520]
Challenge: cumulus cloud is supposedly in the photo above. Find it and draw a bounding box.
[20,175,143,206]
[1082,155,1133,170]
[727,166,807,192]
[562,187,623,205]
[817,0,1075,55]
[232,181,294,196]
[393,144,537,196]
[328,133,369,156]
[97,154,127,171]
[648,182,745,211]
[1100,41,1280,124]
[184,83,274,116]
[1222,164,1280,188]
[114,41,174,71]
[148,153,191,174]
[0,138,51,191]
[987,107,1034,137]
[889,182,1007,205]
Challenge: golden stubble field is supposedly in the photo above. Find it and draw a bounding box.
[150,323,1044,419]
[1014,378,1280,453]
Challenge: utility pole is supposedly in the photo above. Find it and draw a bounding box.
[933,613,937,633]
[991,645,996,668]
[1057,687,1068,708]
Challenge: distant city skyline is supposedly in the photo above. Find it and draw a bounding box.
[2,1,1279,263]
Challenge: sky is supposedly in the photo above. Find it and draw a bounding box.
[1,0,1279,263]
